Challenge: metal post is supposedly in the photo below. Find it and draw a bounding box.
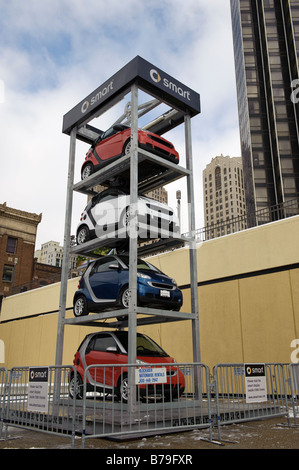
[184,114,201,364]
[55,126,77,367]
[128,84,138,411]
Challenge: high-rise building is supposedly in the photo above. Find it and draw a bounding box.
[230,0,299,226]
[203,155,246,239]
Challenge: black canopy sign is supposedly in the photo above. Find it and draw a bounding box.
[62,56,200,135]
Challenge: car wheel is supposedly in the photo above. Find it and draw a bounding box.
[81,162,94,180]
[119,206,130,229]
[122,139,131,156]
[73,295,88,317]
[77,225,90,245]
[69,373,83,400]
[116,373,128,403]
[119,286,130,309]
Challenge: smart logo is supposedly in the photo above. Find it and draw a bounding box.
[245,364,265,377]
[150,69,161,83]
[149,69,191,101]
[81,80,114,114]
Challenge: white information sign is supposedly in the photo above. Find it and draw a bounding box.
[245,363,267,403]
[27,367,49,412]
[135,367,167,385]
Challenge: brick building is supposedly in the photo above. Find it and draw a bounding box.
[0,202,42,296]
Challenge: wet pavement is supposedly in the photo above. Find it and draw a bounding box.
[0,417,298,450]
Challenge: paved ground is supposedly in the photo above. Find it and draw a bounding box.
[0,417,298,450]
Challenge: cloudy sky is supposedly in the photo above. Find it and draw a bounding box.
[0,0,241,248]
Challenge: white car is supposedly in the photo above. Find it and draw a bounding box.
[76,187,180,246]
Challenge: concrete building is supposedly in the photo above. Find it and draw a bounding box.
[0,202,42,296]
[230,0,299,226]
[35,240,78,270]
[203,155,246,239]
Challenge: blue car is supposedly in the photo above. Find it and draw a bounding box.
[73,254,183,317]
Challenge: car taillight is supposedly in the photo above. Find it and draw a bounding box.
[80,212,84,221]
[78,279,82,289]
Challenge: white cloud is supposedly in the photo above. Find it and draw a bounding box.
[0,0,241,248]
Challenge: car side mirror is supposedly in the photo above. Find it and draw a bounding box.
[106,346,117,352]
[113,124,123,131]
[109,263,119,270]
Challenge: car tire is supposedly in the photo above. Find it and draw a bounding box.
[81,162,94,180]
[69,373,83,400]
[119,206,130,230]
[73,295,89,317]
[77,225,90,245]
[116,373,129,403]
[122,139,131,156]
[119,286,130,309]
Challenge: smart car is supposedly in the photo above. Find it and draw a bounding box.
[76,187,180,246]
[73,254,183,317]
[80,124,179,180]
[69,331,185,402]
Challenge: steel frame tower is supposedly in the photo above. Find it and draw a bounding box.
[55,56,201,411]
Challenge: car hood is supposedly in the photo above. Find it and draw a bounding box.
[139,195,173,211]
[138,269,176,285]
[136,355,176,364]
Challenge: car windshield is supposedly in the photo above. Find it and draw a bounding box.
[117,255,162,273]
[114,332,169,357]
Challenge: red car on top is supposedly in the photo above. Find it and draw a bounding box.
[80,124,180,179]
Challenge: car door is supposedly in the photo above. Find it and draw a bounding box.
[95,127,123,161]
[92,189,129,239]
[88,257,120,303]
[85,333,123,387]
[93,190,119,237]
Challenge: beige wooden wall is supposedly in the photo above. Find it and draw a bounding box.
[1,216,298,370]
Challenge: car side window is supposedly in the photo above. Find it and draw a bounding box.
[92,257,117,274]
[93,335,117,352]
[90,257,114,275]
[101,127,117,140]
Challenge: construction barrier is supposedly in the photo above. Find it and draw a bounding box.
[0,362,298,448]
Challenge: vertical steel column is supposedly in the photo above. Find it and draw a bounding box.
[184,114,201,364]
[128,84,138,411]
[55,127,77,367]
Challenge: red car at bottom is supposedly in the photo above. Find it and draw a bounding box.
[69,331,185,402]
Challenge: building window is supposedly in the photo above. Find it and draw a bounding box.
[215,167,222,191]
[2,265,13,282]
[6,237,17,254]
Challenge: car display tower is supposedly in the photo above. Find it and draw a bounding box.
[56,56,201,411]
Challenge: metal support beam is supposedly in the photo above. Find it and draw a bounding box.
[55,127,77,367]
[128,84,139,412]
[184,114,201,364]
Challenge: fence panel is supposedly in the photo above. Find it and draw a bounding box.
[286,363,299,426]
[1,366,79,448]
[213,363,288,440]
[80,362,212,448]
[0,368,8,439]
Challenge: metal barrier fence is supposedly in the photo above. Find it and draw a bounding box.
[0,367,8,438]
[212,363,291,440]
[286,363,299,427]
[0,362,298,448]
[80,362,212,448]
[0,365,79,448]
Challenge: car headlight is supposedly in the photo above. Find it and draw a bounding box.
[136,359,148,365]
[171,278,177,286]
[137,272,151,279]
